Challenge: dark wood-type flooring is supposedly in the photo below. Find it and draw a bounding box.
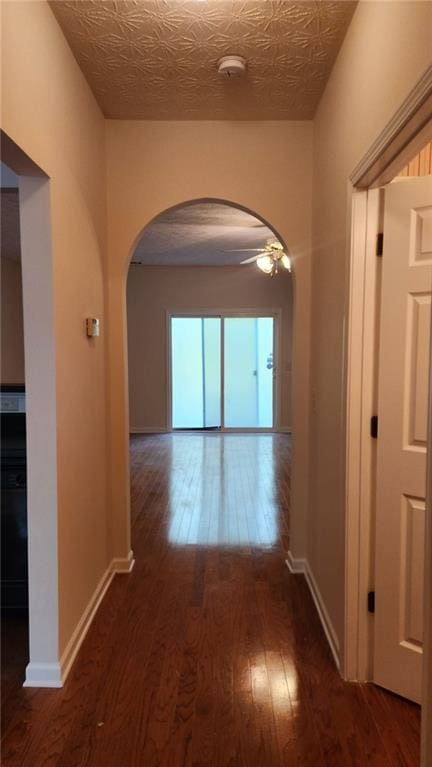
[2,433,421,766]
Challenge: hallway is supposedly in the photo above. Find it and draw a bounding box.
[2,434,420,766]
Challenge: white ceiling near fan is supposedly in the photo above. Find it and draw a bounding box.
[131,202,279,267]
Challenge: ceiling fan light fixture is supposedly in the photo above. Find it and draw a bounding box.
[281,253,291,271]
[256,254,274,274]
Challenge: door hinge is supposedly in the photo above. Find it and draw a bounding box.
[368,590,375,614]
[370,415,378,439]
[376,232,384,257]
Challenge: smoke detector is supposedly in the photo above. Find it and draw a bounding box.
[217,55,247,78]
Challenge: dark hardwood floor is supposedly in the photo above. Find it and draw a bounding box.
[2,433,420,766]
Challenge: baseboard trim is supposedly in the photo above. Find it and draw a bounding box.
[285,551,307,573]
[304,563,340,671]
[286,552,340,670]
[59,563,115,685]
[130,427,168,434]
[24,566,113,689]
[23,662,63,688]
[24,549,135,689]
[111,549,135,573]
[277,427,292,434]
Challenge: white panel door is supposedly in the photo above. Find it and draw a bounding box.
[374,175,432,702]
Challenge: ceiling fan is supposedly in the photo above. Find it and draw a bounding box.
[226,241,291,277]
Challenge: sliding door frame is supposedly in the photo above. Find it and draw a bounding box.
[166,308,282,433]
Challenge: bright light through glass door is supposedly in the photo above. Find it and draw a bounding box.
[171,317,221,429]
[171,315,274,430]
[224,317,274,428]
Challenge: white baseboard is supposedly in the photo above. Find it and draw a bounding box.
[111,549,135,573]
[24,549,135,688]
[23,662,63,688]
[130,426,168,434]
[285,551,307,573]
[58,563,115,685]
[286,552,340,670]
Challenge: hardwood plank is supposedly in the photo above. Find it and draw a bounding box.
[1,433,421,766]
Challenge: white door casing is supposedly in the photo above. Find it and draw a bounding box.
[374,175,432,703]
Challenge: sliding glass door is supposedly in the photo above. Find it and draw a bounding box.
[224,317,274,428]
[171,317,221,429]
[170,314,275,430]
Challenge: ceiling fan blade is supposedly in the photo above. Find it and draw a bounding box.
[240,255,260,264]
[224,248,265,253]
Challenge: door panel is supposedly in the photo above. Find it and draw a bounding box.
[171,317,204,428]
[202,318,221,427]
[402,495,425,646]
[171,317,221,429]
[406,294,430,446]
[224,318,258,427]
[374,175,432,702]
[256,317,274,428]
[224,317,274,428]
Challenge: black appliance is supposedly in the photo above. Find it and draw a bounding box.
[1,385,28,610]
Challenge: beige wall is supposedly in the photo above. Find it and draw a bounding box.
[106,119,313,561]
[1,257,25,384]
[1,0,109,659]
[309,1,432,650]
[127,266,293,430]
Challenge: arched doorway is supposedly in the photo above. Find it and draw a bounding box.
[124,197,293,548]
[106,163,310,600]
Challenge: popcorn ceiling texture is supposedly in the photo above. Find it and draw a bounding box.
[132,202,276,265]
[50,0,357,120]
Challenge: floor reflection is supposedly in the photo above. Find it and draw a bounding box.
[250,655,298,713]
[168,434,282,547]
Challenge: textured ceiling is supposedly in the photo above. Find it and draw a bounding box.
[1,190,21,262]
[50,0,357,120]
[131,202,278,265]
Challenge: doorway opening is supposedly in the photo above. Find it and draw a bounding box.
[0,160,28,709]
[169,313,276,431]
[0,131,59,693]
[126,199,293,437]
[346,106,432,765]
